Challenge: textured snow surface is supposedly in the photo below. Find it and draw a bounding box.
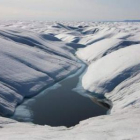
[0,108,140,140]
[0,21,140,140]
[0,22,81,116]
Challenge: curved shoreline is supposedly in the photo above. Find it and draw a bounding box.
[11,60,108,127]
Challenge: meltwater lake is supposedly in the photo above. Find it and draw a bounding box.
[12,64,108,127]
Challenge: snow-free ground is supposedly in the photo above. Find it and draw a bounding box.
[0,21,140,140]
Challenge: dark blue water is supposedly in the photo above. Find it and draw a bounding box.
[12,65,108,127]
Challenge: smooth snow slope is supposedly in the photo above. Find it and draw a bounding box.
[81,45,140,94]
[0,21,140,140]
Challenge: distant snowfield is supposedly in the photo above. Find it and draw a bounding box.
[0,21,140,140]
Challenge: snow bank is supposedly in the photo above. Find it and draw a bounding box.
[0,25,81,116]
[81,44,140,94]
[77,38,122,62]
[0,108,140,140]
[76,41,140,139]
[77,38,140,63]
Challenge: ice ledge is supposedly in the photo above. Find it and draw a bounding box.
[0,108,140,140]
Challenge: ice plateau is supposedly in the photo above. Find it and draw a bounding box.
[0,21,140,140]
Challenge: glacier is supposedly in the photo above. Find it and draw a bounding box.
[0,21,140,140]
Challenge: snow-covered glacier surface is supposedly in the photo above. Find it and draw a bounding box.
[0,21,140,140]
[0,21,81,116]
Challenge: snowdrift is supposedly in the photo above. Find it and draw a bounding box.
[77,38,139,63]
[81,44,140,94]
